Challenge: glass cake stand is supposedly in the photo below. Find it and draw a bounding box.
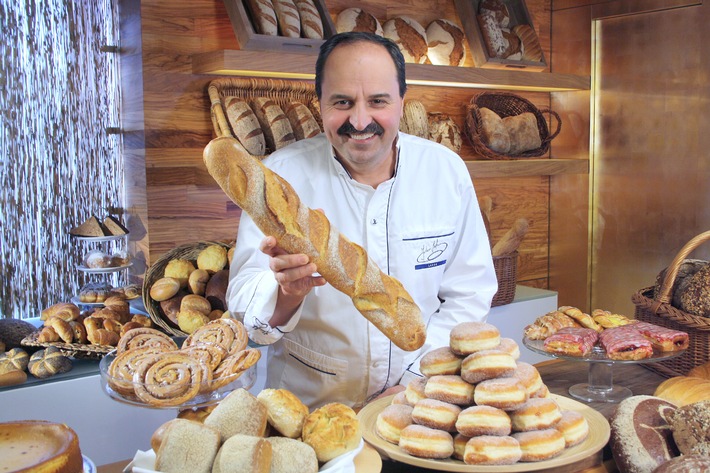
[523,337,686,403]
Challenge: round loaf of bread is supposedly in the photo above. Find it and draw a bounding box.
[609,395,679,473]
[375,403,414,444]
[464,435,522,465]
[653,454,710,473]
[257,388,309,439]
[427,112,462,153]
[426,19,466,66]
[420,346,462,377]
[399,424,454,459]
[302,403,361,463]
[383,16,428,64]
[670,400,710,455]
[678,264,710,317]
[336,8,382,35]
[456,405,511,437]
[450,321,501,355]
[268,436,319,473]
[411,398,461,432]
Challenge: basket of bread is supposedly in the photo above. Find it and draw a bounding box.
[143,241,234,337]
[632,230,710,378]
[207,77,322,157]
[464,91,561,160]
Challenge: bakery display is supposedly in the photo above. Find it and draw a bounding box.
[70,214,129,238]
[425,19,466,67]
[335,7,383,36]
[0,420,84,473]
[382,16,429,64]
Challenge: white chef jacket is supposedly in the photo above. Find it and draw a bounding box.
[226,132,497,409]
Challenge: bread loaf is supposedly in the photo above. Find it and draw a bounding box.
[427,112,462,153]
[399,100,428,138]
[284,102,321,140]
[503,112,541,154]
[652,258,706,307]
[294,0,323,39]
[513,25,543,62]
[479,0,510,28]
[477,12,509,58]
[213,434,273,473]
[478,107,511,154]
[425,19,466,67]
[670,400,710,455]
[654,376,710,407]
[225,97,266,156]
[252,97,296,152]
[678,264,710,317]
[245,0,278,36]
[203,136,426,351]
[272,0,300,38]
[492,218,529,256]
[688,361,710,380]
[0,318,36,349]
[335,8,382,36]
[268,437,319,473]
[155,419,221,473]
[383,16,428,64]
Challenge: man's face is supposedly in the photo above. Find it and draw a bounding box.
[319,41,404,176]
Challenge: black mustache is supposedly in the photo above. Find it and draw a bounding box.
[337,121,384,136]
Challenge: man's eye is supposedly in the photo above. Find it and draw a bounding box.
[333,100,351,108]
[371,99,387,106]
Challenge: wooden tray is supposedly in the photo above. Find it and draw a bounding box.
[358,393,610,472]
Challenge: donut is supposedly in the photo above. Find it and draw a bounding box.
[512,428,566,462]
[555,410,589,447]
[474,377,528,411]
[399,424,454,459]
[461,349,517,384]
[463,435,522,465]
[496,337,521,360]
[411,398,461,432]
[455,405,511,437]
[509,398,562,432]
[420,346,462,376]
[450,321,501,355]
[424,375,475,406]
[532,383,550,398]
[452,433,470,461]
[510,362,544,397]
[375,403,414,445]
[391,390,410,406]
[404,376,428,405]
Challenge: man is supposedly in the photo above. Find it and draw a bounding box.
[227,32,497,409]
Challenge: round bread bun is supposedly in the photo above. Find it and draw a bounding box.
[450,321,501,355]
[555,410,590,448]
[335,7,382,35]
[180,294,212,316]
[197,244,228,273]
[411,398,461,432]
[653,454,710,473]
[456,405,511,437]
[474,377,528,411]
[164,259,196,288]
[383,16,428,64]
[150,277,180,302]
[375,403,414,445]
[420,346,462,377]
[268,436,319,473]
[464,435,522,465]
[257,388,309,439]
[426,19,466,66]
[302,403,361,463]
[461,349,517,384]
[188,269,210,296]
[399,424,454,459]
[424,374,475,406]
[151,418,181,453]
[509,398,562,432]
[204,388,269,439]
[404,376,428,405]
[512,428,566,462]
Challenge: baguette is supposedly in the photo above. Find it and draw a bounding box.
[272,0,300,38]
[284,102,321,140]
[294,0,323,39]
[203,136,426,351]
[251,97,296,152]
[492,217,528,256]
[245,0,279,36]
[225,97,266,156]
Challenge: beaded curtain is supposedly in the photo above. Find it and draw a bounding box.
[0,0,123,319]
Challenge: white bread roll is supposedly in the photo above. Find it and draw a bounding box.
[428,112,462,153]
[294,0,323,39]
[426,19,466,67]
[204,388,268,440]
[302,403,361,462]
[212,435,272,473]
[251,97,296,152]
[155,419,221,473]
[245,0,278,36]
[257,388,309,438]
[336,8,383,35]
[268,437,319,473]
[383,16,428,64]
[225,97,266,156]
[272,0,300,38]
[478,107,511,154]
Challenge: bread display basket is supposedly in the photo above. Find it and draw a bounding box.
[632,230,710,378]
[142,240,233,337]
[464,91,561,160]
[491,251,518,307]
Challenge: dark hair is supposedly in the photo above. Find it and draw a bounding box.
[315,32,407,99]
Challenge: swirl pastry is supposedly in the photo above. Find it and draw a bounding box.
[182,318,248,356]
[116,327,178,354]
[211,348,261,390]
[107,346,165,397]
[132,352,210,407]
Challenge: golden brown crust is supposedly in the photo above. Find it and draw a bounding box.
[302,403,361,462]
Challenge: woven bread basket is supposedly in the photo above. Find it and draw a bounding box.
[492,251,518,307]
[464,91,561,160]
[142,240,233,337]
[632,230,710,378]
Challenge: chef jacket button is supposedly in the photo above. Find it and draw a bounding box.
[370,218,377,225]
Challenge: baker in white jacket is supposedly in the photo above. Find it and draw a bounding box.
[227,32,497,410]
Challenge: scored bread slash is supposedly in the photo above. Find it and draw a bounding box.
[203,136,426,351]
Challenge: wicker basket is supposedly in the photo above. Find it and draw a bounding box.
[21,331,114,359]
[632,230,710,378]
[142,240,233,337]
[492,252,518,307]
[207,77,322,155]
[464,92,561,160]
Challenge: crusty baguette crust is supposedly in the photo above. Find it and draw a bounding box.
[284,102,321,140]
[203,136,426,351]
[492,217,528,256]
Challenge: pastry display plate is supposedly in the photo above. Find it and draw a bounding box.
[83,455,96,473]
[358,394,610,473]
[522,337,687,363]
[77,263,132,273]
[71,234,127,242]
[70,296,105,307]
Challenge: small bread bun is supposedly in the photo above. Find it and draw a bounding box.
[177,309,209,334]
[512,428,566,462]
[164,259,196,288]
[212,434,272,473]
[461,349,517,384]
[420,346,462,377]
[180,294,212,316]
[411,398,461,432]
[154,419,221,473]
[268,437,319,473]
[509,398,562,432]
[474,377,528,411]
[424,375,475,406]
[464,435,522,465]
[188,269,210,295]
[197,244,228,273]
[555,410,589,448]
[302,403,361,463]
[404,376,428,405]
[257,388,309,439]
[150,277,180,302]
[496,338,521,360]
[204,388,268,440]
[399,424,454,459]
[375,403,414,445]
[450,321,501,355]
[456,405,511,437]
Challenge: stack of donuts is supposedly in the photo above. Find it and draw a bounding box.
[375,321,590,465]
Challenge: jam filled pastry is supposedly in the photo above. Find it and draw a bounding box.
[632,321,689,352]
[599,326,653,361]
[543,327,599,357]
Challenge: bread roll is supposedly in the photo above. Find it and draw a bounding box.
[268,437,319,473]
[294,0,323,39]
[478,107,511,154]
[284,102,320,141]
[336,8,382,35]
[245,0,278,35]
[155,419,221,473]
[0,348,29,373]
[257,388,309,438]
[399,100,428,138]
[150,277,180,302]
[513,25,543,62]
[428,112,462,153]
[426,19,466,67]
[164,259,195,288]
[205,269,229,312]
[272,0,300,38]
[503,112,541,154]
[188,269,210,296]
[0,369,27,387]
[383,16,428,64]
[654,376,710,407]
[670,400,710,455]
[252,97,296,153]
[302,403,361,462]
[225,97,266,156]
[212,434,272,473]
[203,136,426,351]
[180,294,212,315]
[28,347,73,379]
[204,388,268,440]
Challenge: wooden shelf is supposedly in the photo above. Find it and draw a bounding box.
[466,158,589,178]
[192,50,590,92]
